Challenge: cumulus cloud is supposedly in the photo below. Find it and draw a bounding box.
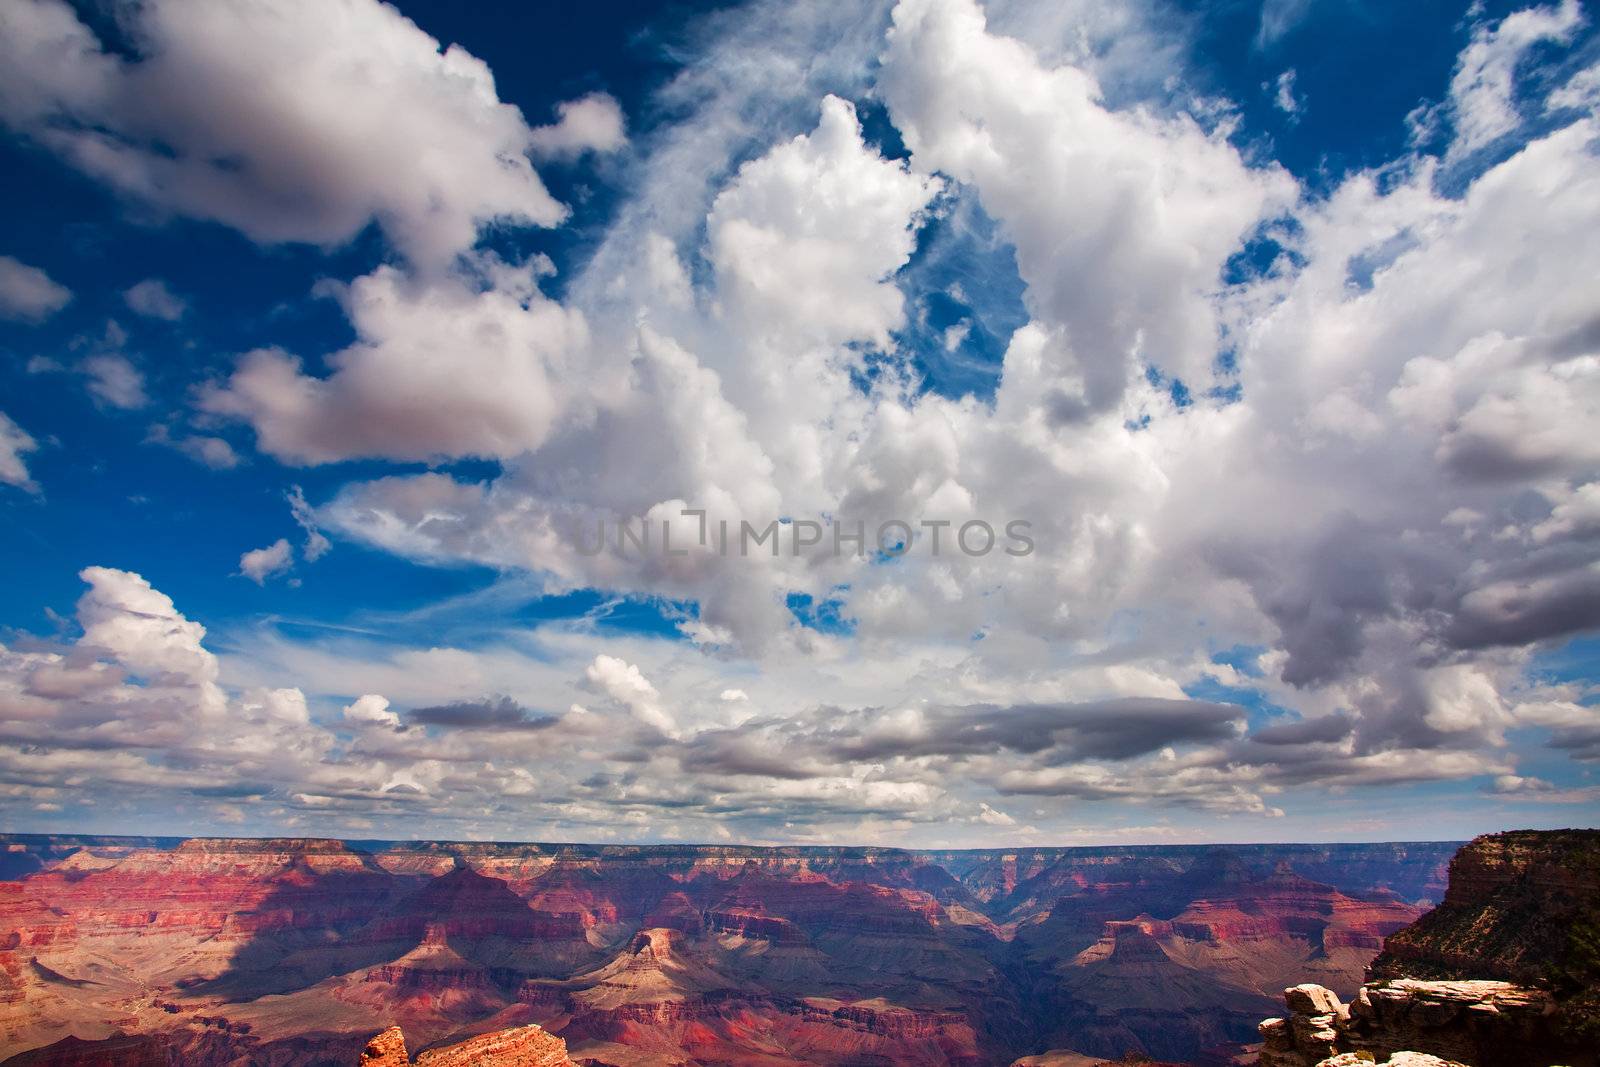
[529,92,628,159]
[312,95,944,656]
[292,0,1600,824]
[0,570,443,828]
[0,412,41,493]
[238,539,294,584]
[343,693,399,728]
[0,254,70,322]
[0,0,567,268]
[82,353,148,410]
[123,278,186,321]
[881,0,1294,413]
[75,566,224,714]
[198,262,587,463]
[584,654,679,737]
[4,0,1599,841]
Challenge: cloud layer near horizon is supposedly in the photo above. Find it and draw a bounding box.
[0,0,1597,843]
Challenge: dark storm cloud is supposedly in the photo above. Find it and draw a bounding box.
[681,698,1248,781]
[1445,567,1600,650]
[1544,720,1600,762]
[1439,433,1576,483]
[187,782,274,799]
[894,698,1248,761]
[1248,712,1355,745]
[680,727,835,780]
[407,696,557,731]
[1209,520,1402,690]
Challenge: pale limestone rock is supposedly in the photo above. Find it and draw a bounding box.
[1286,983,1346,1016]
[1317,1054,1468,1067]
[1259,976,1571,1067]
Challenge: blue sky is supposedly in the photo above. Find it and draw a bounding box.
[0,0,1597,845]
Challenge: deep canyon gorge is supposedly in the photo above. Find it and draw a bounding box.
[0,836,1457,1065]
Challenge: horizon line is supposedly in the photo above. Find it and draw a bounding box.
[5,828,1536,851]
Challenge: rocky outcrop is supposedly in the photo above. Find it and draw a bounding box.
[358,1024,574,1066]
[1389,829,1598,1061]
[1317,1055,1465,1067]
[1368,828,1600,1033]
[1257,979,1578,1067]
[359,1026,409,1066]
[1260,829,1600,1067]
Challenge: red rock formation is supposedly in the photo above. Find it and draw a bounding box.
[415,1024,573,1066]
[357,1023,573,1066]
[359,1026,408,1066]
[0,834,1455,1066]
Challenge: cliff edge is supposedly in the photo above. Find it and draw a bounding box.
[1259,828,1600,1067]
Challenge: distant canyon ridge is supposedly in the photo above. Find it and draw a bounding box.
[0,836,1458,1065]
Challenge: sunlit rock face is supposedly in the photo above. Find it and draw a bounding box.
[0,835,1452,1065]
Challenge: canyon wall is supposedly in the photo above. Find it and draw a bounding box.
[0,835,1455,1066]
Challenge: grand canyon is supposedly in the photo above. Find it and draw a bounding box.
[0,835,1456,1065]
[5,0,1600,1062]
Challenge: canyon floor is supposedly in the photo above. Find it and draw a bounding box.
[0,836,1456,1066]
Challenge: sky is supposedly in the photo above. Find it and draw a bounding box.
[0,0,1598,847]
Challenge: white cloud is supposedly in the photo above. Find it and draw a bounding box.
[1446,0,1585,157]
[147,425,241,470]
[123,278,186,321]
[82,353,147,409]
[1255,0,1315,48]
[1272,68,1300,115]
[881,0,1294,413]
[238,539,294,584]
[0,254,70,322]
[0,412,41,493]
[313,95,943,653]
[529,92,628,159]
[4,0,1599,841]
[707,95,940,354]
[0,0,568,269]
[585,654,679,737]
[1548,60,1600,113]
[198,261,588,463]
[343,693,399,728]
[289,485,332,562]
[75,566,223,714]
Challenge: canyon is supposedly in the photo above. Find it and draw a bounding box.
[0,836,1453,1065]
